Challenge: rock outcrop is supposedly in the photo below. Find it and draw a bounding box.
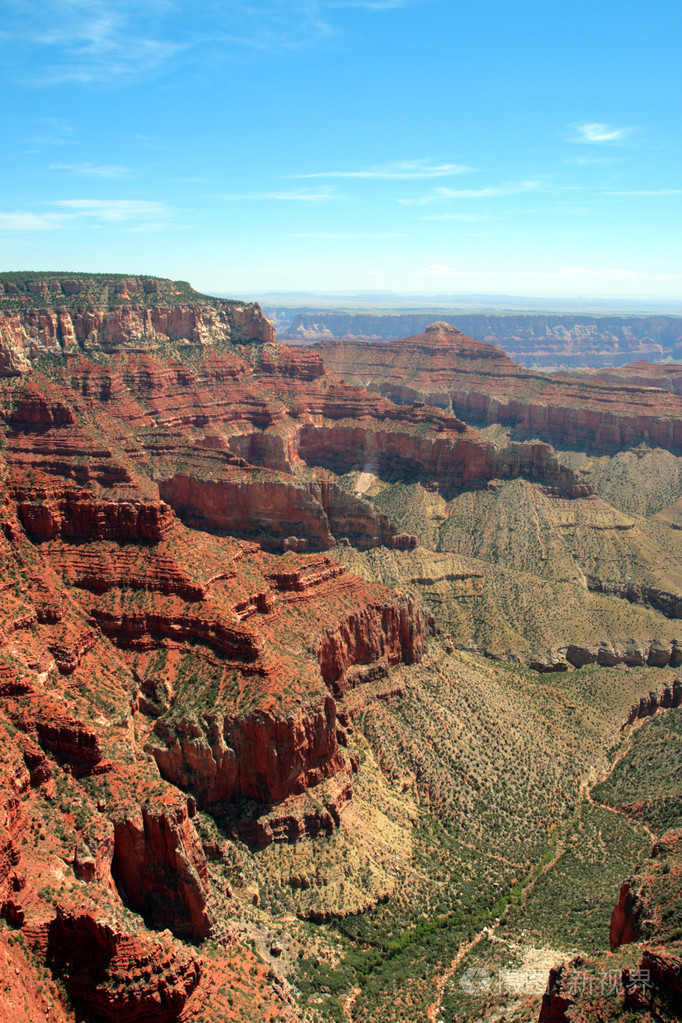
[317,322,682,454]
[0,273,274,376]
[30,903,202,1023]
[13,480,174,543]
[564,640,682,672]
[111,795,212,940]
[610,880,645,949]
[148,698,349,810]
[538,964,574,1023]
[317,598,425,694]
[622,678,682,727]
[278,308,682,369]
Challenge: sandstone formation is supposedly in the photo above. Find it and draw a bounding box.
[3,273,682,1023]
[111,794,213,940]
[277,308,682,369]
[317,322,682,454]
[0,273,274,376]
[29,904,202,1022]
[622,678,682,727]
[610,880,644,949]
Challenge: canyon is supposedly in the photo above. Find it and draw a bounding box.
[274,307,682,369]
[316,321,682,454]
[0,273,681,1023]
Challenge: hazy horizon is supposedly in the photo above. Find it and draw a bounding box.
[2,1,680,301]
[224,290,682,317]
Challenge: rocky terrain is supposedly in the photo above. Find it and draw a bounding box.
[317,321,682,454]
[0,273,681,1023]
[0,272,274,376]
[275,308,682,369]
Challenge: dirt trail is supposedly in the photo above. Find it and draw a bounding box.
[585,715,658,845]
[426,928,491,1023]
[353,709,668,1023]
[423,714,658,1023]
[343,985,361,1023]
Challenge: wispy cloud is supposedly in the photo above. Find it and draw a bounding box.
[292,160,472,180]
[290,232,402,238]
[0,211,65,231]
[0,198,176,234]
[572,155,616,166]
[420,212,489,222]
[601,189,682,196]
[331,0,414,8]
[50,162,131,177]
[52,198,172,223]
[219,189,342,203]
[9,0,412,86]
[16,1,186,85]
[570,122,636,143]
[25,118,76,150]
[400,181,541,205]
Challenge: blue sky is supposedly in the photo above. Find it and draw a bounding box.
[1,0,680,300]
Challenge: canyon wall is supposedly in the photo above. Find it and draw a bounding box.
[0,273,274,375]
[279,309,682,368]
[317,322,682,454]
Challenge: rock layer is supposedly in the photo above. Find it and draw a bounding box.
[317,322,682,454]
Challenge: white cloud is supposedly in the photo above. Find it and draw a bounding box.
[25,118,76,150]
[601,189,682,196]
[50,162,130,177]
[290,232,402,238]
[220,189,342,202]
[292,160,473,180]
[9,0,413,85]
[52,198,174,223]
[19,1,186,84]
[0,196,176,233]
[572,155,615,166]
[420,212,489,221]
[400,181,541,205]
[331,0,412,8]
[570,122,635,143]
[0,211,64,231]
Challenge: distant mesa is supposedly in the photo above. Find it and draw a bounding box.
[316,323,682,454]
[274,306,682,370]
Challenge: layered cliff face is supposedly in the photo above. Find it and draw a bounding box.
[278,308,682,369]
[0,343,430,1022]
[4,276,682,1023]
[0,273,274,376]
[32,904,202,1023]
[0,317,598,561]
[316,322,682,455]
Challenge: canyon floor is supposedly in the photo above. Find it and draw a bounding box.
[0,273,680,1023]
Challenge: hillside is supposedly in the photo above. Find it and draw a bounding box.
[0,272,274,375]
[0,280,681,1023]
[275,308,682,369]
[0,272,240,312]
[317,321,682,454]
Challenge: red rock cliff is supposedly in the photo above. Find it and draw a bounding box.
[111,792,212,940]
[317,322,682,454]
